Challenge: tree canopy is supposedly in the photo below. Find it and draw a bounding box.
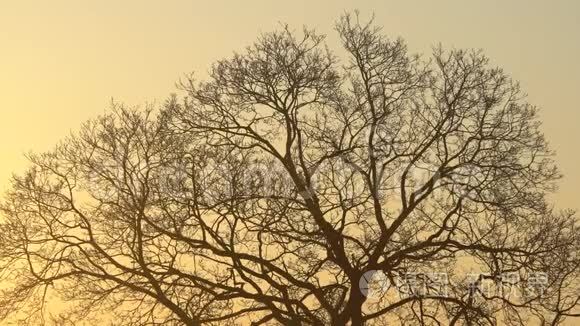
[0,13,578,326]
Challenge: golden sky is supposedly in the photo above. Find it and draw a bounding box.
[1,0,579,211]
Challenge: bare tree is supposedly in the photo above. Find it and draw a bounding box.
[0,13,578,326]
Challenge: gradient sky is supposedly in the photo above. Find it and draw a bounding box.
[1,0,579,211]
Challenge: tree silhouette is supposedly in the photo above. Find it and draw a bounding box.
[0,13,578,326]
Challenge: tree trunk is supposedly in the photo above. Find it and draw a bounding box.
[343,277,366,326]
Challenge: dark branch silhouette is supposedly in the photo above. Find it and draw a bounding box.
[0,12,578,326]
